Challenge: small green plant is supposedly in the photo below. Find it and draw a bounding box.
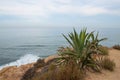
[100,57,115,71]
[113,44,120,50]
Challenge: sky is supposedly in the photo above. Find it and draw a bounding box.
[0,0,120,28]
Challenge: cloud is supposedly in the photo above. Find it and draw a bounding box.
[0,0,51,17]
[49,5,108,16]
[0,0,120,18]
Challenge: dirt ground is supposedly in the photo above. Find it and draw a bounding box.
[86,49,120,80]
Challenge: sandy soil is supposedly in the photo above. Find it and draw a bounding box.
[86,49,120,80]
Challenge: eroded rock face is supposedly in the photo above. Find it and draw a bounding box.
[21,54,59,80]
[0,63,34,80]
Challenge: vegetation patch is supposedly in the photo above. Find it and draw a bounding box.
[98,46,109,55]
[32,63,85,80]
[113,44,120,50]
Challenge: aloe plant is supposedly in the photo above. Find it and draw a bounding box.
[58,28,107,71]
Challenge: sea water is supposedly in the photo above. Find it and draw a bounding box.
[0,27,120,69]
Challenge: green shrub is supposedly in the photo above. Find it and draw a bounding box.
[100,57,115,71]
[113,44,120,50]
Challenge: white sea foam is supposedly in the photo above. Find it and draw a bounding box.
[0,54,40,70]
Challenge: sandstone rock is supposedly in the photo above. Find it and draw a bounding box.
[0,63,34,80]
[44,54,58,64]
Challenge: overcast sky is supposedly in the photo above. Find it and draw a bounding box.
[0,0,120,28]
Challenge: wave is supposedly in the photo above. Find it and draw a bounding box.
[0,54,40,70]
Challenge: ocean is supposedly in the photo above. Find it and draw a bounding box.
[0,27,120,69]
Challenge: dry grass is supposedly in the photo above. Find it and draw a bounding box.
[32,63,85,80]
[100,57,115,71]
[98,46,109,55]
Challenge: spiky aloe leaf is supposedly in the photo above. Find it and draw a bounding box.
[63,34,74,48]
